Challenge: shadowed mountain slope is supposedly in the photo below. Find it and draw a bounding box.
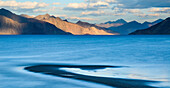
[35,14,119,35]
[108,21,148,35]
[108,19,163,35]
[0,8,71,35]
[76,21,119,35]
[130,17,170,35]
[20,14,34,18]
[143,19,163,27]
[97,19,127,28]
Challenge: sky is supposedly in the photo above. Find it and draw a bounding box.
[0,0,170,24]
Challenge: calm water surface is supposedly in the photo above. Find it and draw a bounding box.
[0,35,170,88]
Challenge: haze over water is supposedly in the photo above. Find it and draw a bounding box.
[0,35,170,88]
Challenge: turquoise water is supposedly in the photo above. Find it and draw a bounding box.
[0,35,170,88]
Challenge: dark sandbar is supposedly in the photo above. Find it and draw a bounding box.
[25,64,158,88]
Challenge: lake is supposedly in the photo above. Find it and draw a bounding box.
[0,35,170,88]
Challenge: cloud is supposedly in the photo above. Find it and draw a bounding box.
[85,0,98,3]
[81,10,125,16]
[52,2,60,5]
[113,0,170,9]
[90,1,109,8]
[85,0,117,4]
[136,13,160,17]
[64,1,109,11]
[149,8,170,13]
[33,9,47,13]
[111,7,142,14]
[64,3,88,10]
[0,0,48,12]
[123,9,141,13]
[65,17,96,21]
[105,0,117,4]
[81,10,105,16]
[54,14,67,18]
[52,14,96,21]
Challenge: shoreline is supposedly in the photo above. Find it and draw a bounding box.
[25,64,158,88]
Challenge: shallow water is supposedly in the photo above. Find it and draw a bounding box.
[0,35,170,88]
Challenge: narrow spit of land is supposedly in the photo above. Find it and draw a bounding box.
[25,64,158,88]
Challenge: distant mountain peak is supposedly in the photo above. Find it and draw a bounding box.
[156,19,163,21]
[152,19,163,24]
[130,17,170,35]
[51,15,56,18]
[115,19,127,23]
[97,19,127,28]
[35,14,61,20]
[45,13,50,17]
[129,20,140,24]
[0,8,13,15]
[20,14,33,18]
[42,13,50,18]
[35,14,50,19]
[117,18,124,20]
[76,20,92,26]
[142,19,163,24]
[56,17,62,21]
[35,14,63,21]
[104,19,127,24]
[63,19,68,22]
[76,20,83,24]
[142,19,164,27]
[0,8,10,12]
[143,21,150,23]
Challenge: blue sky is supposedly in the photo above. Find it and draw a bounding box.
[0,0,170,24]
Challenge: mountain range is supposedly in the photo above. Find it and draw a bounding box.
[108,19,163,35]
[0,8,118,35]
[34,14,118,35]
[0,8,169,35]
[0,8,71,35]
[142,19,163,27]
[96,19,127,28]
[130,17,170,35]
